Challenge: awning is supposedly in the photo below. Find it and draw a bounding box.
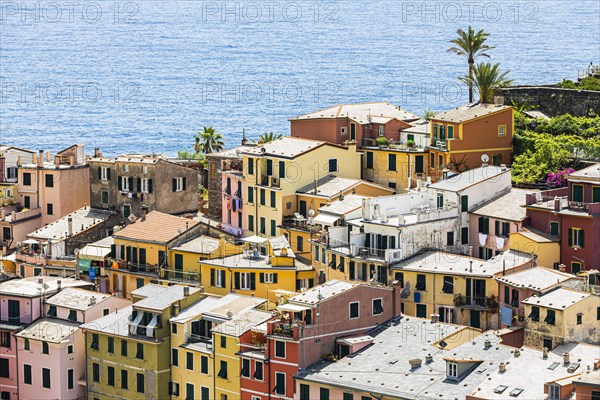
[278,303,311,312]
[242,235,269,244]
[79,245,111,261]
[313,213,339,226]
[78,258,92,272]
[23,239,39,244]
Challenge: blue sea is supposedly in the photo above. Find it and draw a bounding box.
[1,0,598,156]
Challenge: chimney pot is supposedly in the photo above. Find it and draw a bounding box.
[499,362,506,373]
[57,280,62,290]
[542,347,548,358]
[1,210,5,220]
[563,352,570,365]
[183,286,190,296]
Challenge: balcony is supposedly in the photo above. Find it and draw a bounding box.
[0,313,33,328]
[106,260,159,275]
[454,294,498,311]
[254,174,281,189]
[525,189,600,215]
[162,269,200,284]
[281,215,322,233]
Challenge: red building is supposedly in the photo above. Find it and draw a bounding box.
[523,163,600,273]
[238,280,402,400]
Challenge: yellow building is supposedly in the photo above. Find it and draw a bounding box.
[169,294,267,400]
[362,146,428,190]
[212,308,272,400]
[82,284,203,400]
[523,287,600,349]
[390,250,532,330]
[509,228,560,268]
[108,211,202,298]
[200,236,315,302]
[241,137,361,250]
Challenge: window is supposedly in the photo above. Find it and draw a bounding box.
[248,187,254,203]
[430,152,435,169]
[186,352,194,370]
[45,174,54,187]
[260,188,266,205]
[186,383,195,400]
[42,367,51,388]
[67,345,73,354]
[461,227,469,245]
[261,272,278,284]
[108,337,114,353]
[498,125,506,137]
[121,369,128,389]
[366,152,374,169]
[320,387,330,400]
[572,262,582,275]
[0,332,10,348]
[446,231,454,246]
[447,125,454,139]
[349,302,359,319]
[593,186,600,203]
[173,177,186,192]
[550,221,559,236]
[438,155,443,169]
[41,341,49,354]
[341,126,347,135]
[48,305,57,318]
[140,178,152,193]
[260,216,266,234]
[201,355,209,374]
[460,195,468,212]
[241,358,250,377]
[447,362,458,378]
[266,159,273,176]
[389,182,396,190]
[442,276,454,294]
[90,333,99,350]
[275,340,286,358]
[247,158,254,174]
[416,274,426,291]
[254,361,263,380]
[577,313,583,325]
[549,384,560,400]
[478,217,490,234]
[270,219,276,236]
[328,158,338,173]
[529,306,540,321]
[100,190,109,204]
[23,172,32,186]
[201,387,210,400]
[46,203,54,215]
[0,359,8,378]
[68,369,74,390]
[23,337,29,350]
[416,304,427,318]
[171,323,178,334]
[373,298,383,315]
[121,340,128,356]
[388,154,396,171]
[568,228,584,248]
[68,309,77,322]
[92,363,100,382]
[24,364,32,384]
[170,382,180,396]
[270,190,276,208]
[378,125,384,136]
[297,235,304,251]
[343,394,354,400]
[274,372,286,395]
[136,373,145,393]
[545,309,556,325]
[235,272,256,290]
[495,221,510,237]
[218,360,228,379]
[220,335,227,348]
[300,385,310,400]
[108,366,115,386]
[248,215,254,232]
[136,343,144,359]
[511,289,519,307]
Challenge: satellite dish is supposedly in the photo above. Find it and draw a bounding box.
[308,209,315,216]
[481,154,489,163]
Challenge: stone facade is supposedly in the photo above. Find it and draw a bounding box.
[500,86,600,117]
[206,149,245,220]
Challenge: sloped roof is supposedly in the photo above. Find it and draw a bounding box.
[432,103,512,123]
[291,102,419,123]
[242,137,331,159]
[113,211,200,244]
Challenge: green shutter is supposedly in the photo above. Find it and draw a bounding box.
[234,272,240,289]
[568,228,573,246]
[148,179,153,193]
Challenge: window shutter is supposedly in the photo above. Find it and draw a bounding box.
[568,228,573,246]
[148,179,153,193]
[296,280,301,291]
[580,230,584,247]
[234,272,240,289]
[98,167,102,179]
[260,273,265,283]
[110,244,116,257]
[308,278,314,288]
[182,177,187,191]
[495,221,500,235]
[273,273,278,284]
[118,176,122,191]
[128,177,133,191]
[137,178,142,192]
[210,269,215,286]
[220,270,225,286]
[365,233,371,247]
[107,168,111,180]
[172,178,177,192]
[250,273,256,290]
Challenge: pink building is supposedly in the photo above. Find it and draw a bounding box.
[221,169,246,237]
[15,288,130,400]
[469,189,528,260]
[0,277,92,400]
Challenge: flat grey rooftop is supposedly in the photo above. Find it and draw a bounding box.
[171,293,264,323]
[522,288,592,310]
[16,318,80,343]
[28,207,115,241]
[172,235,220,254]
[211,308,272,337]
[568,163,600,181]
[496,267,578,292]
[391,250,532,277]
[46,287,110,310]
[429,166,509,192]
[81,305,132,337]
[133,284,201,311]
[242,137,325,159]
[0,276,92,297]
[318,195,367,216]
[297,175,369,198]
[290,280,357,305]
[471,189,529,221]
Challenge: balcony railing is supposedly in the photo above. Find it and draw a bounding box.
[107,260,159,275]
[0,314,33,326]
[281,215,322,232]
[271,322,295,338]
[163,269,200,284]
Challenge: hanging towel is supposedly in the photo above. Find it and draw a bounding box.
[479,233,488,246]
[496,236,505,250]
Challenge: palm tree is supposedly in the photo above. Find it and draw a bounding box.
[257,132,282,143]
[459,62,513,104]
[194,126,224,154]
[448,26,495,103]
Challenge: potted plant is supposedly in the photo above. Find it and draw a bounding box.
[407,139,416,149]
[376,137,389,148]
[453,293,465,307]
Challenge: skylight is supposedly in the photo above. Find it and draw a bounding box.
[548,362,560,370]
[493,385,508,394]
[509,388,524,397]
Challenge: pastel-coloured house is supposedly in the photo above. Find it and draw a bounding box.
[15,288,130,400]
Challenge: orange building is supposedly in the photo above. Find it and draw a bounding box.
[427,103,514,177]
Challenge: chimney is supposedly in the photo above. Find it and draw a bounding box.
[494,96,505,106]
[1,210,5,221]
[183,286,190,296]
[173,304,180,316]
[425,354,433,363]
[563,352,570,365]
[484,339,492,349]
[38,278,43,284]
[141,206,147,221]
[442,169,448,180]
[17,155,22,167]
[2,245,7,256]
[554,197,562,212]
[94,148,102,158]
[37,150,44,168]
[542,347,548,358]
[430,314,439,323]
[409,358,422,369]
[514,348,521,357]
[46,152,50,162]
[89,296,96,306]
[559,264,566,272]
[241,128,248,146]
[593,359,600,370]
[57,280,62,290]
[499,362,506,373]
[67,217,73,237]
[11,211,15,220]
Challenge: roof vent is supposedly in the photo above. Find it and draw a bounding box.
[484,339,492,349]
[89,296,96,306]
[409,358,422,369]
[425,354,433,364]
[499,362,506,373]
[514,349,521,358]
[563,352,570,365]
[183,286,190,296]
